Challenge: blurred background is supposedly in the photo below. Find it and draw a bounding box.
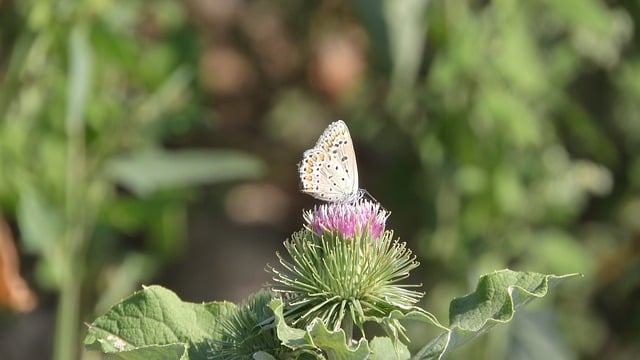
[0,0,639,359]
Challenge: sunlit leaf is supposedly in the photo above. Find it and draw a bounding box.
[413,270,581,359]
[370,337,410,360]
[84,285,236,360]
[104,149,265,195]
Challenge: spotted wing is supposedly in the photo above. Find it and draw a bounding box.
[299,120,359,202]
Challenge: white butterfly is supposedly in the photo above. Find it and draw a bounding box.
[298,120,362,203]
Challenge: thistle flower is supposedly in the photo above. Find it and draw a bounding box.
[269,201,423,340]
[303,200,389,238]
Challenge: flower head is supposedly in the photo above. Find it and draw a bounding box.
[304,200,389,238]
[269,200,422,340]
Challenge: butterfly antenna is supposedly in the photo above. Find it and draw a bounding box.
[360,189,387,211]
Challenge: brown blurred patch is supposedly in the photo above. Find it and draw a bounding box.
[0,216,37,313]
[309,31,366,99]
[240,6,301,82]
[595,232,640,287]
[225,182,292,226]
[183,0,242,30]
[199,45,256,97]
[216,98,257,128]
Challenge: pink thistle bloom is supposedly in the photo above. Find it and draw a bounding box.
[304,200,389,238]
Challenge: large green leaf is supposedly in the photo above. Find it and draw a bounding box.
[369,337,410,360]
[269,298,308,349]
[84,285,236,360]
[104,149,265,195]
[412,270,581,359]
[269,298,371,359]
[307,319,371,360]
[98,344,189,360]
[364,307,447,347]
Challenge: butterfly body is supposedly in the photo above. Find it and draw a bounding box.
[299,120,361,203]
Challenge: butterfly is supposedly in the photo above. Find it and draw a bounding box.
[298,120,363,203]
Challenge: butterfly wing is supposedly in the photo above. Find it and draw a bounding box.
[299,120,359,202]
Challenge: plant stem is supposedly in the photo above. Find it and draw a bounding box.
[342,312,354,345]
[52,113,86,360]
[53,25,91,360]
[53,267,82,360]
[54,204,87,360]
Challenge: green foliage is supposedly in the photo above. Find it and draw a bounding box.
[84,285,236,359]
[270,298,373,360]
[104,148,265,196]
[83,270,577,359]
[341,1,639,356]
[0,1,263,358]
[414,270,581,359]
[2,0,639,358]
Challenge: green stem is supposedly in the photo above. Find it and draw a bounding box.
[342,312,354,345]
[53,207,87,360]
[53,25,91,360]
[52,122,86,360]
[53,266,82,360]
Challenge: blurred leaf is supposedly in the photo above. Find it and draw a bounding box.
[384,0,429,115]
[546,0,632,66]
[102,195,180,232]
[134,66,193,126]
[526,230,593,276]
[94,252,159,314]
[507,309,573,360]
[104,149,265,195]
[148,203,187,257]
[350,0,392,74]
[493,165,526,216]
[16,190,62,254]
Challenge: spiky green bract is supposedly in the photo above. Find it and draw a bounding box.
[210,290,296,360]
[269,228,423,340]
